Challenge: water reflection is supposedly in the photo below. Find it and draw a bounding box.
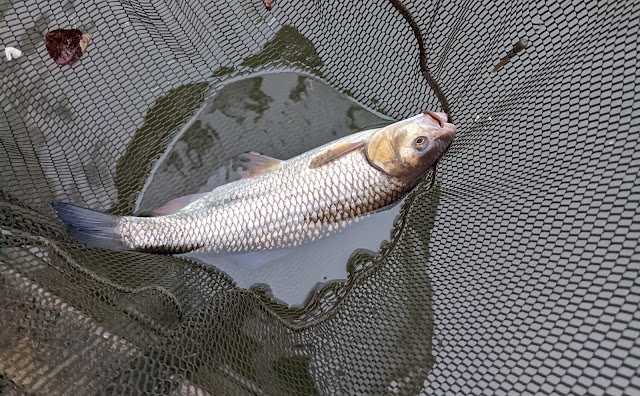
[136,71,400,306]
[111,83,210,215]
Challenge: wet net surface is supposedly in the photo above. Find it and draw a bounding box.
[1,0,639,395]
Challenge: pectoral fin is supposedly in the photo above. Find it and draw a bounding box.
[236,151,283,179]
[309,140,365,169]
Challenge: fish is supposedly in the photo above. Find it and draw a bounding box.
[51,110,456,254]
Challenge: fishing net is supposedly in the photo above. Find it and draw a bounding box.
[1,0,638,394]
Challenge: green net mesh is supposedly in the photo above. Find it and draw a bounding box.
[1,0,639,394]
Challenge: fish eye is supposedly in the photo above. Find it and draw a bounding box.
[413,136,429,152]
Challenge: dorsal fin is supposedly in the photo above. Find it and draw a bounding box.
[236,151,282,179]
[309,140,365,169]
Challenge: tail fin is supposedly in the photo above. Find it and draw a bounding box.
[51,202,127,251]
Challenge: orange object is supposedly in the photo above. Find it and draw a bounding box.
[45,29,92,66]
[265,0,275,11]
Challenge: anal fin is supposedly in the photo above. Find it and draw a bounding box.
[153,192,208,216]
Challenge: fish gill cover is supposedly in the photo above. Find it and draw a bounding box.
[0,0,639,395]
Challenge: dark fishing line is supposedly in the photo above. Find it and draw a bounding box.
[388,0,453,123]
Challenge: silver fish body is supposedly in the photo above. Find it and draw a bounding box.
[52,111,456,254]
[121,142,405,253]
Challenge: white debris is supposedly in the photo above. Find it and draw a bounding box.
[5,46,23,61]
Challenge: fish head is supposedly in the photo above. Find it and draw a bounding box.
[365,110,456,181]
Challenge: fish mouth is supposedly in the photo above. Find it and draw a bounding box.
[418,110,456,149]
[438,123,456,148]
[422,110,446,127]
[421,110,455,129]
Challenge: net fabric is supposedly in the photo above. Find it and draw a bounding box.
[1,0,639,395]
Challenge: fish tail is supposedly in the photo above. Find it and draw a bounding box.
[51,202,127,251]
